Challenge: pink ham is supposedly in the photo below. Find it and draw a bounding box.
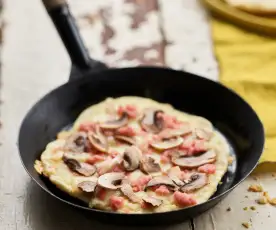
[198,164,216,174]
[173,191,197,207]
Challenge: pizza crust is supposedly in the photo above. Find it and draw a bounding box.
[35,96,229,213]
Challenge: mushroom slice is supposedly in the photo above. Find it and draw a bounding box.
[180,173,208,193]
[195,128,213,141]
[88,126,108,153]
[150,137,183,150]
[171,150,216,168]
[140,108,164,133]
[145,176,176,190]
[77,181,97,193]
[97,154,123,175]
[97,172,125,190]
[122,146,142,171]
[168,166,184,187]
[100,112,128,129]
[115,135,136,145]
[63,158,97,176]
[121,182,142,204]
[142,196,163,207]
[159,126,192,139]
[64,132,88,152]
[140,156,161,174]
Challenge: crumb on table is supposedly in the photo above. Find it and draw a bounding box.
[248,184,263,192]
[242,222,250,228]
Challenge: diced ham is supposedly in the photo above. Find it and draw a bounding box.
[180,139,207,156]
[78,122,96,132]
[158,113,182,129]
[155,185,171,196]
[118,105,138,119]
[173,191,197,207]
[131,175,152,192]
[86,155,105,164]
[198,164,216,174]
[116,126,136,137]
[96,188,107,201]
[160,154,170,163]
[109,196,124,210]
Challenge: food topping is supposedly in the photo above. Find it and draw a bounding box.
[117,104,138,119]
[142,196,163,207]
[109,195,124,210]
[64,132,88,152]
[122,146,142,171]
[180,173,208,193]
[115,135,136,145]
[168,166,185,187]
[150,136,183,150]
[155,185,171,196]
[140,156,161,174]
[116,126,136,136]
[140,108,164,133]
[88,126,108,153]
[198,164,216,174]
[100,112,128,129]
[158,125,192,139]
[97,172,125,190]
[172,150,216,168]
[63,158,97,176]
[97,154,123,175]
[131,175,152,192]
[77,181,97,193]
[173,191,197,207]
[120,182,142,203]
[145,176,176,190]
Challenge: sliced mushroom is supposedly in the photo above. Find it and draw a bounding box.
[121,182,142,204]
[88,127,108,153]
[168,166,184,187]
[140,156,161,174]
[171,150,216,168]
[195,128,213,141]
[97,172,125,190]
[122,146,142,171]
[140,108,164,133]
[77,181,97,193]
[115,135,136,145]
[180,173,208,193]
[150,137,183,150]
[145,176,176,190]
[158,126,192,139]
[64,132,88,152]
[142,196,163,207]
[100,112,128,129]
[63,158,97,176]
[97,154,123,175]
[192,117,213,141]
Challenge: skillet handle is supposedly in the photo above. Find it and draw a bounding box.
[42,0,107,81]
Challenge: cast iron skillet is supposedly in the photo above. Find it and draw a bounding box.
[18,0,264,225]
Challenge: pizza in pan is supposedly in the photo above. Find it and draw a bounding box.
[34,96,229,213]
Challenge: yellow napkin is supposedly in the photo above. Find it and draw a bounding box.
[211,19,276,163]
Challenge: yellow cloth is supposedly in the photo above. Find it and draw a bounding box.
[211,19,276,163]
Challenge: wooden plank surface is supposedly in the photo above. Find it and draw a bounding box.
[1,0,275,229]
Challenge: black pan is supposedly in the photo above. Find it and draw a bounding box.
[18,0,264,226]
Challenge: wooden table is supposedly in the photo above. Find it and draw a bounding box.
[1,0,275,229]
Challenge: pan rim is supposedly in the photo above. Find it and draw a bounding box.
[18,66,265,216]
